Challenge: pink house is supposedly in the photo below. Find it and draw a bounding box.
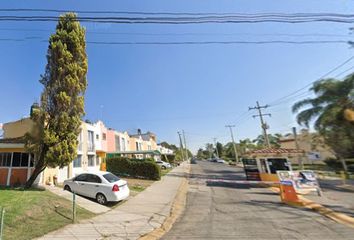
[107,128,116,152]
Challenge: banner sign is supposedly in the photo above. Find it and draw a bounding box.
[277,170,321,195]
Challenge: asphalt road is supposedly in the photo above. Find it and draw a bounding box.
[162,160,354,240]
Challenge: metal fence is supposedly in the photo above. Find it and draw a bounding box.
[0,207,5,240]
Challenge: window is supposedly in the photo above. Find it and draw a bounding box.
[121,138,126,151]
[267,158,289,174]
[73,155,82,168]
[12,152,21,167]
[88,130,95,151]
[88,155,95,166]
[96,134,99,140]
[102,133,106,140]
[115,135,120,151]
[96,156,100,166]
[87,174,102,183]
[10,152,29,167]
[136,142,139,151]
[75,173,88,182]
[20,153,29,167]
[103,173,120,183]
[0,153,11,167]
[30,154,35,167]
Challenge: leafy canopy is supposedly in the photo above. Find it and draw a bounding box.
[25,13,87,187]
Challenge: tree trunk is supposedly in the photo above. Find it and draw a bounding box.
[24,153,46,189]
[340,158,348,173]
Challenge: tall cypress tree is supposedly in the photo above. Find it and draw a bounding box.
[25,13,88,188]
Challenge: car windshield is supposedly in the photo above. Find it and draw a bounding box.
[103,173,120,183]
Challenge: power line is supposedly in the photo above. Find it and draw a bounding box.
[267,55,354,107]
[0,37,349,45]
[333,65,354,78]
[0,27,349,38]
[1,9,354,18]
[0,15,354,24]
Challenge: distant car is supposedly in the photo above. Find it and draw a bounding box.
[156,160,171,169]
[216,159,226,163]
[63,171,130,205]
[191,158,197,164]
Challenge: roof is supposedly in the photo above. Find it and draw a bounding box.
[0,137,25,144]
[246,148,304,155]
[278,138,295,143]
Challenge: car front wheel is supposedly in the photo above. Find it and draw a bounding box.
[96,193,107,205]
[64,185,71,192]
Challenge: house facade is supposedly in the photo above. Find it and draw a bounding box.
[279,129,335,163]
[0,111,165,186]
[0,118,107,186]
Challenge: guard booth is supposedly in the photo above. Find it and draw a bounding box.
[242,148,304,182]
[242,158,261,181]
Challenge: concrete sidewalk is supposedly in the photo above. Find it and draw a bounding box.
[38,162,190,240]
[44,185,111,214]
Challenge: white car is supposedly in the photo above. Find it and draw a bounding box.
[216,159,226,163]
[63,171,130,205]
[155,160,171,169]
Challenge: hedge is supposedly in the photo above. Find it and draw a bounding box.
[106,157,161,180]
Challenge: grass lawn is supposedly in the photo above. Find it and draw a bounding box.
[0,188,95,240]
[126,178,154,197]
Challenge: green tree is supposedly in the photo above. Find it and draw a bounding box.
[292,76,354,172]
[252,134,282,148]
[160,141,178,152]
[215,142,223,158]
[25,13,88,188]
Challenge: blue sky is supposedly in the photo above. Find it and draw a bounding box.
[0,1,353,152]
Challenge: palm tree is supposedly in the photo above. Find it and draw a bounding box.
[252,134,282,148]
[292,75,354,171]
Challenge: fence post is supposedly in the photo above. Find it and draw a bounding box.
[0,207,5,240]
[72,192,76,223]
[340,171,346,185]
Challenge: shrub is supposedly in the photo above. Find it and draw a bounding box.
[324,158,354,172]
[106,157,161,180]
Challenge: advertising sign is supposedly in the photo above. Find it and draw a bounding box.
[277,170,321,195]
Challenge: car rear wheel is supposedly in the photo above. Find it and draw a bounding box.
[64,185,71,192]
[96,193,107,205]
[161,166,167,170]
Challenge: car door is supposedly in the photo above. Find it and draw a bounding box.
[72,173,89,195]
[84,174,103,198]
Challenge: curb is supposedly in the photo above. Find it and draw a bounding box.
[140,163,190,240]
[269,187,354,228]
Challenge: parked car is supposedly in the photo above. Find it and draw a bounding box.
[63,171,130,205]
[216,159,226,164]
[191,158,197,164]
[156,160,171,169]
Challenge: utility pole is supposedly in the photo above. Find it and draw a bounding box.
[177,131,185,161]
[182,130,189,161]
[249,101,271,148]
[292,127,304,170]
[225,125,239,164]
[213,138,219,159]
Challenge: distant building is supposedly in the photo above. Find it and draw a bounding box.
[279,129,336,163]
[0,109,166,186]
[157,145,174,155]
